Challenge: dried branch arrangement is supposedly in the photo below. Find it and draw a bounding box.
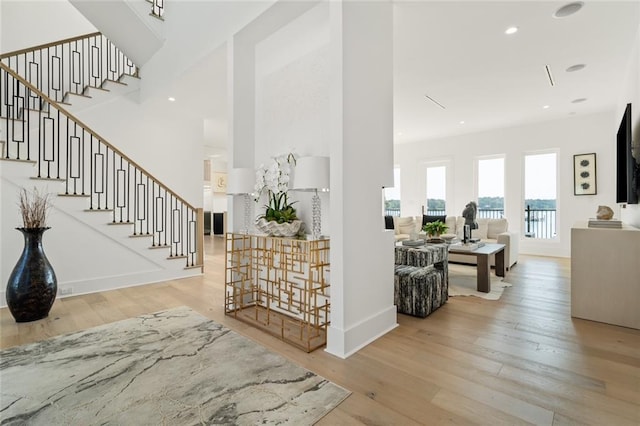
[18,187,53,228]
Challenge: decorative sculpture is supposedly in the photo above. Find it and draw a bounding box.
[462,201,478,229]
[462,201,478,243]
[596,205,614,220]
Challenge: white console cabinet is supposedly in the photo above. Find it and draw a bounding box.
[571,222,640,330]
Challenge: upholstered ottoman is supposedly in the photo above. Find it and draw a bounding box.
[394,244,449,318]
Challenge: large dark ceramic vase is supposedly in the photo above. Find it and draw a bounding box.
[6,227,57,322]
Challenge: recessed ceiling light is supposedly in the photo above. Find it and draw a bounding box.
[168,97,176,102]
[459,121,465,125]
[543,105,550,109]
[396,132,404,136]
[566,64,586,72]
[569,112,577,115]
[505,26,518,35]
[553,2,584,18]
[209,154,221,158]
[571,98,587,103]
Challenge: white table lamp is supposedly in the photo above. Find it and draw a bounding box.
[292,156,329,239]
[227,168,255,234]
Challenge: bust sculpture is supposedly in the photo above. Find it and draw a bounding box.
[462,201,478,243]
[462,201,478,230]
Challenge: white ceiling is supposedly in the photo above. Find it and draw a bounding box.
[393,1,640,144]
[168,1,640,155]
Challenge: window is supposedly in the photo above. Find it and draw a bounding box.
[477,157,504,218]
[524,152,557,239]
[384,167,401,216]
[425,165,446,215]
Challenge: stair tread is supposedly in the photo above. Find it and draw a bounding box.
[121,73,141,80]
[149,12,165,22]
[0,157,37,164]
[84,209,114,212]
[108,221,134,225]
[30,177,66,182]
[87,85,110,93]
[65,93,92,99]
[167,255,188,260]
[104,79,128,87]
[149,245,171,250]
[129,234,153,238]
[58,193,90,197]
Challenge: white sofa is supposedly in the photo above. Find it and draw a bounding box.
[391,215,518,270]
[391,216,422,241]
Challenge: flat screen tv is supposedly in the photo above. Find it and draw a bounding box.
[616,103,637,204]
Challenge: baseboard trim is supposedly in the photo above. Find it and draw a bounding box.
[325,305,398,359]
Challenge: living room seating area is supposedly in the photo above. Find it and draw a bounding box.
[387,214,519,270]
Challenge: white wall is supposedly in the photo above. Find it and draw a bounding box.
[0,0,96,53]
[139,1,275,102]
[395,111,615,258]
[254,2,330,234]
[618,17,640,228]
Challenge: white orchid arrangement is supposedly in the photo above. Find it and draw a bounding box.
[254,152,299,224]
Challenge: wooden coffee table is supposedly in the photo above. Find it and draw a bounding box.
[448,243,506,293]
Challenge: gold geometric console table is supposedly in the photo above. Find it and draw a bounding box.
[224,233,330,352]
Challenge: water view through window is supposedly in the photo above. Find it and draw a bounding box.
[384,167,401,216]
[524,152,557,238]
[425,166,446,215]
[477,157,504,218]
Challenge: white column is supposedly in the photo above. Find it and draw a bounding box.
[326,1,397,358]
[227,37,256,233]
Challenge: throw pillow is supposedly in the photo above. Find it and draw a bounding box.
[422,215,446,227]
[474,219,489,240]
[397,217,416,235]
[487,218,508,238]
[455,217,465,238]
[384,215,395,230]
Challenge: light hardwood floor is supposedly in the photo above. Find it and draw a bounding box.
[2,236,639,425]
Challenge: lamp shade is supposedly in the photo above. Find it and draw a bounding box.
[226,168,255,194]
[292,156,329,191]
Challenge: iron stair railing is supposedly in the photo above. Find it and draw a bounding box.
[1,46,202,269]
[0,33,138,105]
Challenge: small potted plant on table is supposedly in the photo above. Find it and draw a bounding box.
[422,220,449,243]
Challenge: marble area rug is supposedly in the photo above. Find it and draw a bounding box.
[448,264,513,300]
[0,306,350,425]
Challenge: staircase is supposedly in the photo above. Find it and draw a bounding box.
[0,33,204,304]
